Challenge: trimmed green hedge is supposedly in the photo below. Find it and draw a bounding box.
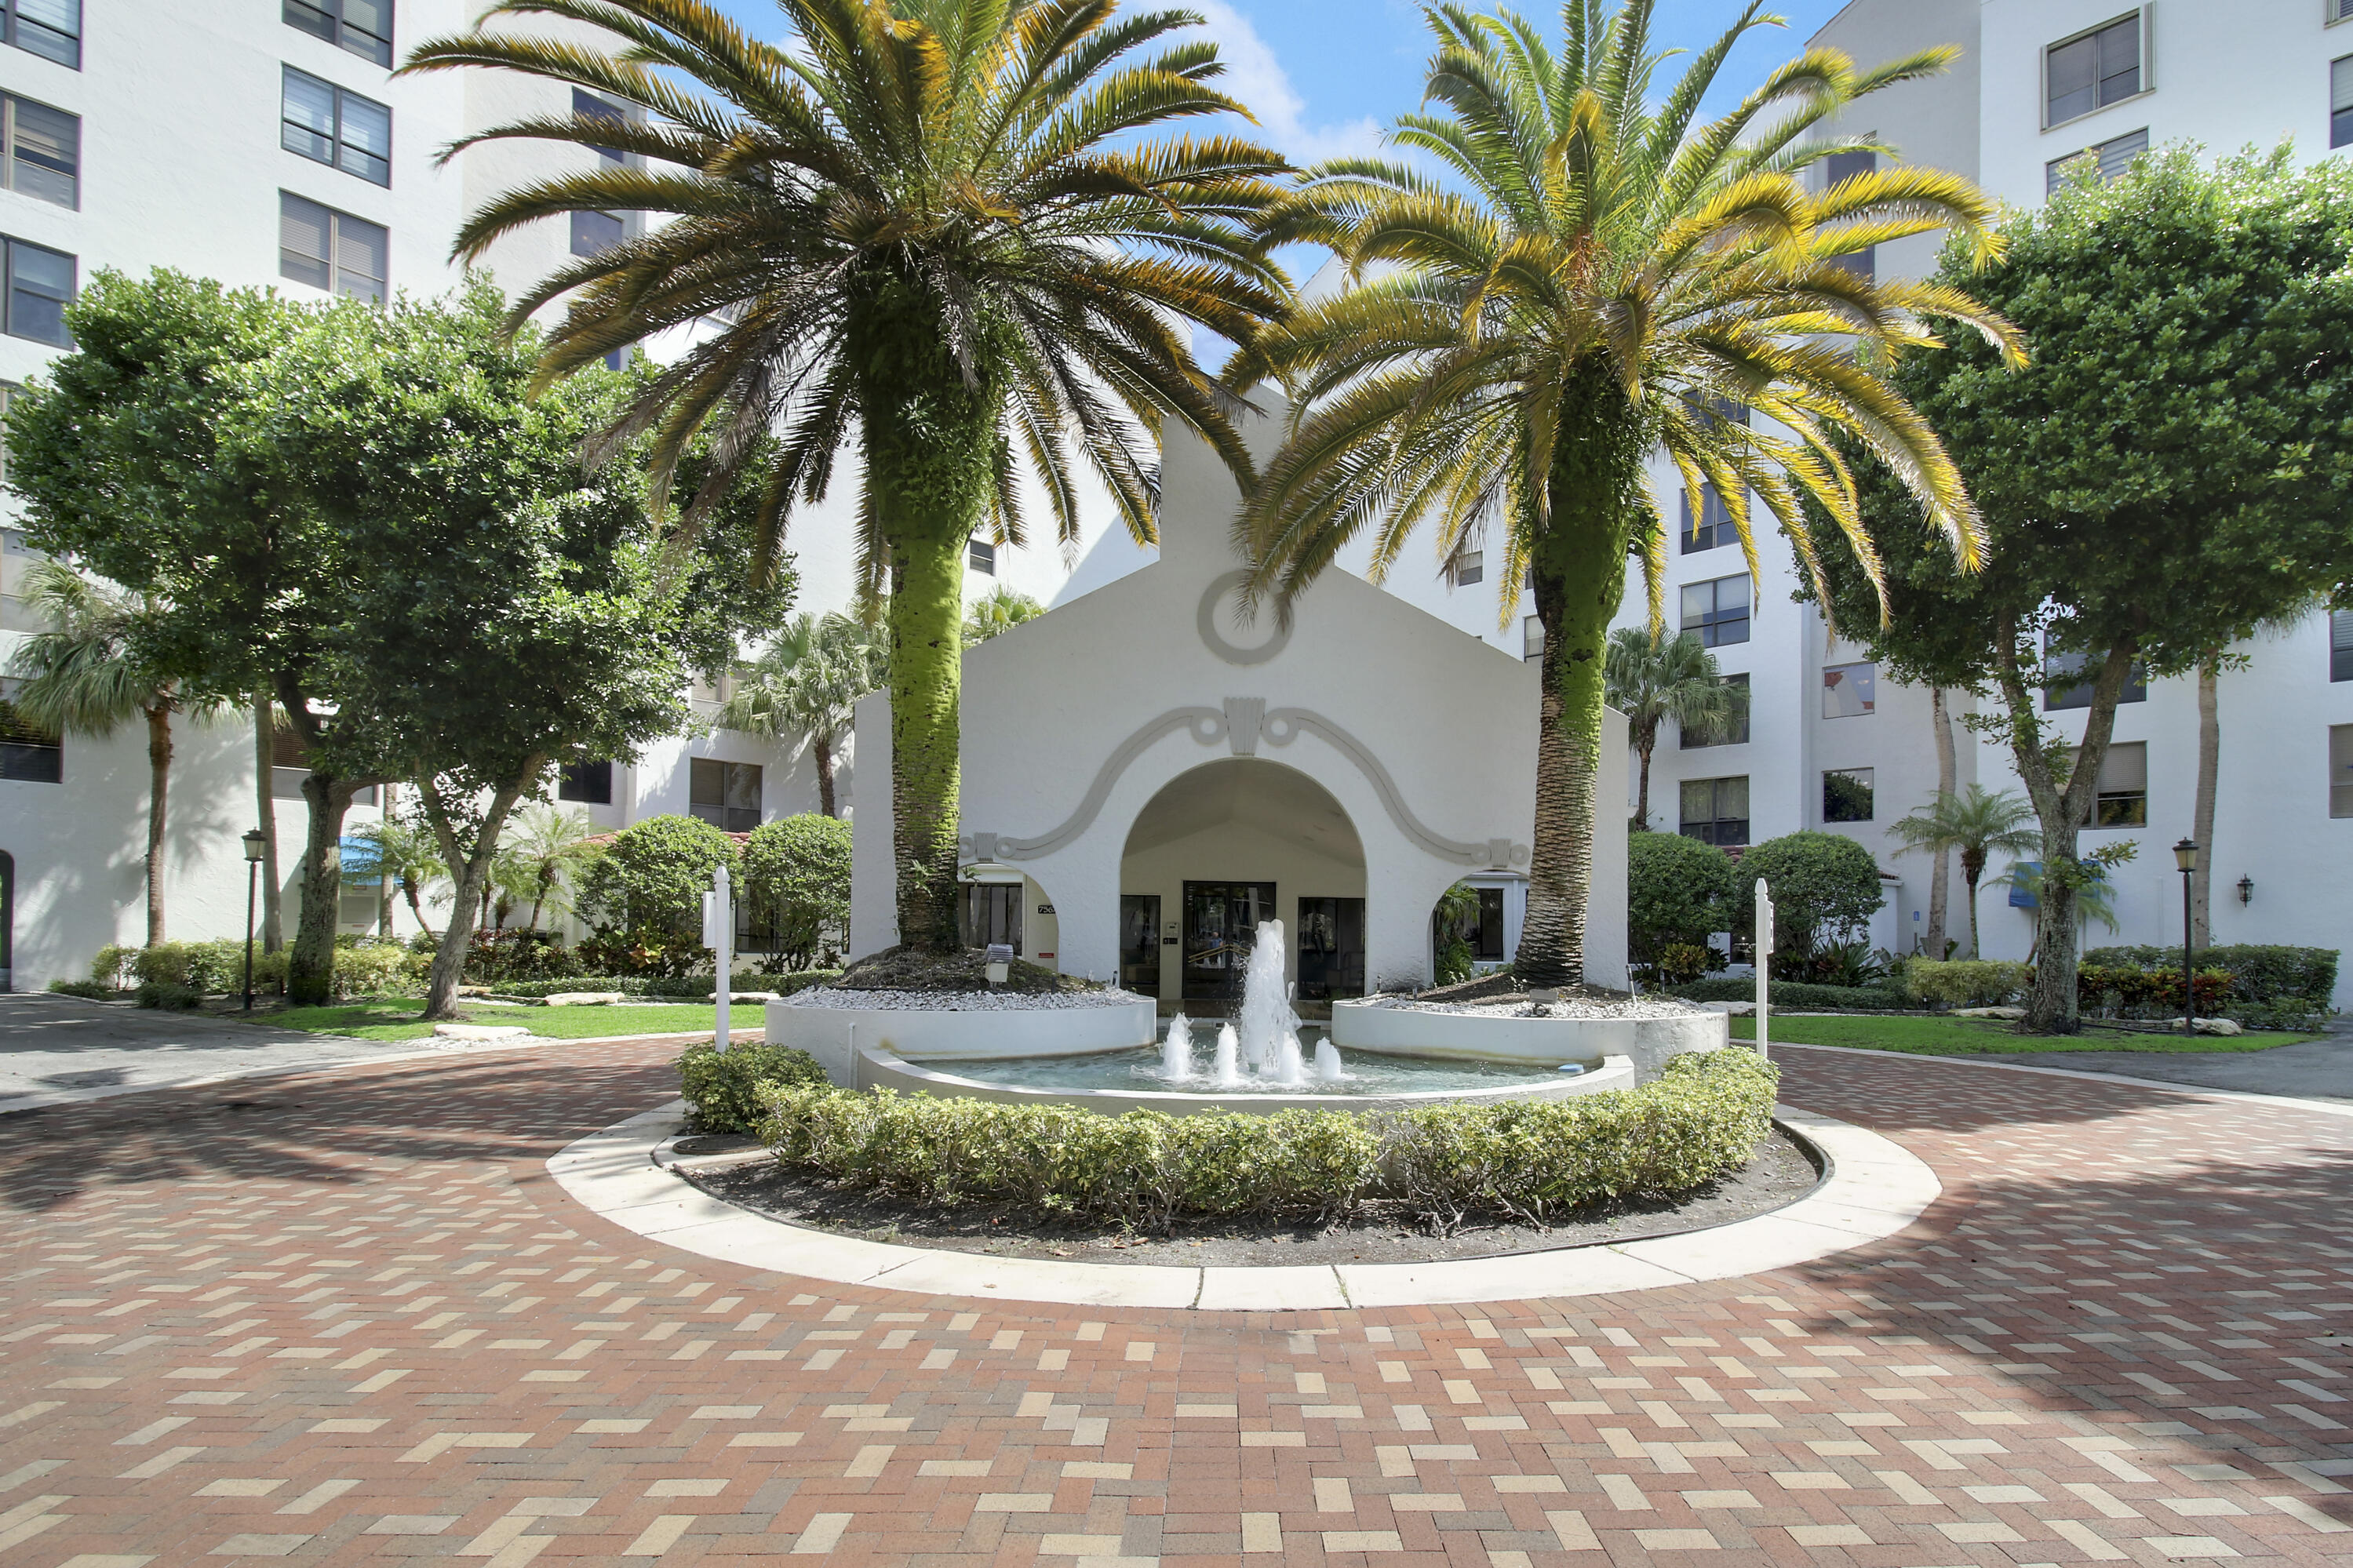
[2083,944,2337,1015]
[1903,959,2032,1007]
[747,1049,1779,1228]
[679,1042,830,1134]
[494,970,842,1001]
[48,979,115,1000]
[1670,978,1909,1011]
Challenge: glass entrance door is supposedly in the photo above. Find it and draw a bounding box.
[1182,881,1275,1002]
[1296,897,1365,1000]
[1119,894,1162,995]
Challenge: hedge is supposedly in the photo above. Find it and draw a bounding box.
[679,1042,830,1135]
[93,939,420,1002]
[1670,978,1909,1011]
[745,1049,1779,1228]
[490,970,842,1000]
[2083,944,2337,1014]
[1903,959,2033,1007]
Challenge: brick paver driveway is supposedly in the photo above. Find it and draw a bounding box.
[2,1039,2348,1566]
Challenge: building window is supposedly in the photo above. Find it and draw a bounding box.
[2,235,71,345]
[1,676,60,781]
[279,192,387,304]
[2333,725,2353,818]
[0,382,16,489]
[1682,671,1749,748]
[2047,126,2150,192]
[282,67,392,187]
[2,93,75,208]
[1823,766,1874,823]
[1680,776,1749,847]
[284,0,392,69]
[689,758,761,832]
[558,759,612,805]
[1447,547,1483,588]
[2044,641,2147,709]
[2076,740,2148,828]
[1681,483,1734,553]
[574,89,627,162]
[2,0,78,69]
[2337,58,2353,151]
[2333,608,2353,682]
[960,882,1024,951]
[2046,10,2144,129]
[1822,660,1876,719]
[1522,616,1544,662]
[1823,149,1877,279]
[570,209,625,258]
[1681,573,1750,649]
[967,536,996,575]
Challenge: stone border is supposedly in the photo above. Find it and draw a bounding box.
[545,1101,1939,1311]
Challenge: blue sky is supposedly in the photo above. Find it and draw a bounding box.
[702,1,1856,166]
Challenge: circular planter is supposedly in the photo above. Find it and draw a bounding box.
[1331,999,1727,1081]
[765,995,1157,1086]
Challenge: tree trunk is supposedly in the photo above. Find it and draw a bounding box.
[142,702,173,946]
[1633,732,1654,832]
[814,733,837,820]
[290,770,360,1006]
[402,877,430,934]
[1963,867,1982,962]
[1925,688,1955,958]
[417,768,539,1020]
[2193,652,2219,948]
[255,696,283,954]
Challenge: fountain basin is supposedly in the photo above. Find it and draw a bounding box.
[766,995,1157,1087]
[1331,998,1725,1081]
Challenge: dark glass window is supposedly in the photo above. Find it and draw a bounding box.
[1681,573,1750,649]
[2077,740,2148,828]
[2337,58,2353,152]
[2047,127,2148,193]
[1522,616,1543,662]
[1823,767,1874,823]
[1681,671,1749,748]
[2333,609,2353,682]
[2,93,76,208]
[559,759,613,805]
[2044,641,2147,710]
[2,235,72,345]
[960,882,1022,951]
[282,67,392,186]
[0,676,60,782]
[1449,548,1483,587]
[1681,483,1733,553]
[1823,149,1876,279]
[1680,776,1749,847]
[967,537,996,575]
[279,192,386,303]
[284,0,392,68]
[574,89,627,162]
[689,758,761,832]
[1822,661,1875,719]
[2332,725,2353,819]
[2,0,80,69]
[570,209,625,258]
[2046,12,2141,127]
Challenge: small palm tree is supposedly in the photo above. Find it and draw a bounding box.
[503,802,600,930]
[963,586,1045,647]
[6,561,213,945]
[344,817,449,937]
[1604,628,1747,831]
[1990,858,2120,964]
[719,612,891,820]
[405,0,1290,951]
[1231,0,2018,991]
[1885,784,2039,959]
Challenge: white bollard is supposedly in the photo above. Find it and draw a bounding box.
[1754,878,1775,1062]
[702,864,734,1053]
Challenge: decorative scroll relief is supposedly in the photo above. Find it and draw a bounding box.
[967,700,1529,871]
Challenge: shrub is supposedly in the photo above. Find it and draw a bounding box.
[490,970,841,1000]
[49,978,115,1000]
[741,816,852,972]
[1732,832,1885,962]
[1656,942,1715,985]
[335,943,428,999]
[1671,978,1909,1010]
[462,930,586,985]
[89,944,139,991]
[1905,959,2033,1007]
[574,814,740,975]
[1778,938,1891,990]
[750,1050,1778,1228]
[679,1042,829,1134]
[1627,832,1737,973]
[2078,964,2235,1019]
[2084,944,2336,1014]
[136,980,205,1010]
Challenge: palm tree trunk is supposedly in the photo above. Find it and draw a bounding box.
[1633,735,1654,832]
[143,703,172,946]
[1964,867,1982,962]
[254,696,283,954]
[2192,653,2218,948]
[814,733,837,820]
[402,876,430,935]
[1925,688,1954,958]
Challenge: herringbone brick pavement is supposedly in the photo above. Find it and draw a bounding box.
[0,1041,2347,1566]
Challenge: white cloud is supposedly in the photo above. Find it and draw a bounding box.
[1186,0,1384,166]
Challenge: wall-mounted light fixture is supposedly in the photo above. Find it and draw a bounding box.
[2236,875,2253,906]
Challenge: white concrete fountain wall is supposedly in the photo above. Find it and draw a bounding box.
[1331,1002,1727,1083]
[766,996,1157,1088]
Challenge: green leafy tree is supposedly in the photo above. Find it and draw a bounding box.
[742,814,854,971]
[5,561,219,946]
[1990,860,2121,962]
[1626,831,1737,976]
[1430,880,1482,985]
[404,0,1290,955]
[1732,831,1885,966]
[1603,628,1748,831]
[717,612,887,820]
[963,586,1045,646]
[1801,147,2353,1031]
[1883,784,2038,961]
[575,814,743,977]
[1229,0,2014,991]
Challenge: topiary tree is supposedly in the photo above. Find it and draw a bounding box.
[1627,832,1737,978]
[574,814,741,977]
[1732,831,1885,964]
[742,815,852,973]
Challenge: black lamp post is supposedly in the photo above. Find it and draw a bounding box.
[2173,837,2198,1036]
[242,828,267,1012]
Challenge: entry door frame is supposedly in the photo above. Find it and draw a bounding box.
[1180,880,1277,1003]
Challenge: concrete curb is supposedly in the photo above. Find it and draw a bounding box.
[1772,1040,2353,1120]
[544,1101,1940,1312]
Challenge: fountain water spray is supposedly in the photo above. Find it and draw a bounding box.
[1211,1024,1241,1087]
[1237,919,1301,1075]
[1273,1033,1306,1086]
[1160,1013,1193,1082]
[1313,1038,1345,1082]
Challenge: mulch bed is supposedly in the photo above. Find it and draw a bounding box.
[677,1125,1820,1268]
[835,945,1102,996]
[1407,972,1636,1008]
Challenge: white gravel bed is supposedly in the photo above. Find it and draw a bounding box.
[1357,993,1709,1020]
[781,987,1146,1012]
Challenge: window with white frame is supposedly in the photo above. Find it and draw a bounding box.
[690,758,762,831]
[559,759,612,804]
[1681,671,1749,749]
[2047,126,2149,192]
[2,0,78,69]
[967,536,996,575]
[1522,615,1543,662]
[2075,740,2147,827]
[1448,547,1483,588]
[279,192,387,303]
[2044,637,2147,709]
[2333,725,2353,818]
[2335,56,2353,151]
[285,0,392,69]
[1679,775,1749,847]
[2046,10,2145,128]
[574,89,628,162]
[1681,482,1734,553]
[2,235,71,345]
[1823,148,1877,279]
[2333,607,2353,682]
[2,93,75,208]
[570,209,625,258]
[282,67,392,187]
[1,675,60,780]
[1822,660,1875,718]
[0,381,16,490]
[1823,766,1874,823]
[1681,573,1750,648]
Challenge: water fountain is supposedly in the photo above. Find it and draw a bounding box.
[1237,919,1311,1082]
[1211,1024,1241,1088]
[1160,1014,1194,1082]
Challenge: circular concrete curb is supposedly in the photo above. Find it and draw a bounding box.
[544,1101,1940,1312]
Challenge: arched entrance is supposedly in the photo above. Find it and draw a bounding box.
[1118,759,1365,1009]
[957,863,1063,972]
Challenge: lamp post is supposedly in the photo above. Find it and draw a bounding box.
[241,828,268,1012]
[2173,838,2198,1037]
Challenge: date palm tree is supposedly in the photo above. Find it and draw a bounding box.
[718,611,891,819]
[1229,0,2020,991]
[343,816,449,938]
[1886,784,2039,960]
[504,802,601,930]
[6,562,214,946]
[403,0,1289,952]
[1603,627,1747,831]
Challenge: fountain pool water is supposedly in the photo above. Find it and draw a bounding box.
[931,1030,1565,1097]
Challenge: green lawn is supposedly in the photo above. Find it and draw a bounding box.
[259,999,723,1043]
[1728,1013,2316,1055]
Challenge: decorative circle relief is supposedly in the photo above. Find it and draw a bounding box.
[1197,570,1291,666]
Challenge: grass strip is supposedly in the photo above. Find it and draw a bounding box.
[1727,1013,2315,1055]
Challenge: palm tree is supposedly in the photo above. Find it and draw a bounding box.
[1991,857,2121,965]
[344,817,449,937]
[1885,784,2039,960]
[1603,628,1747,831]
[404,0,1289,953]
[503,802,600,930]
[1229,1,2018,991]
[5,562,213,946]
[963,586,1046,646]
[718,612,891,819]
